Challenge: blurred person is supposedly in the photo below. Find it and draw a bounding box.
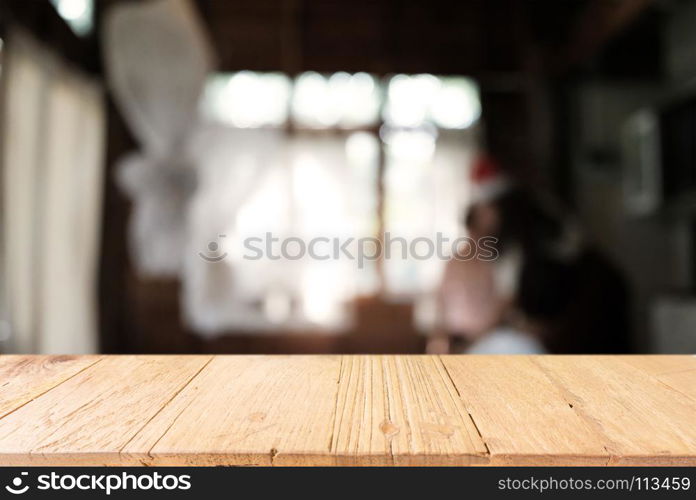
[429,155,629,354]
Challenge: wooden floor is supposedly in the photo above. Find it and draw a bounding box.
[0,355,695,466]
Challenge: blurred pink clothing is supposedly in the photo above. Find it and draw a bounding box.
[440,246,521,336]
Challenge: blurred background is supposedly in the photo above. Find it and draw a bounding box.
[0,0,695,355]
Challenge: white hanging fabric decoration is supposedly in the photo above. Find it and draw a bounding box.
[102,0,215,276]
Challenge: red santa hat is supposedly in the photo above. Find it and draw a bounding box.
[469,154,512,204]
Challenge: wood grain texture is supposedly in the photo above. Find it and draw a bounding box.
[0,356,212,465]
[0,355,101,419]
[123,355,342,466]
[619,356,696,403]
[0,355,695,466]
[534,356,696,465]
[619,355,696,377]
[441,355,610,465]
[331,356,487,465]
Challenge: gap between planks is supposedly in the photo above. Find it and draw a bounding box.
[328,356,397,465]
[124,355,343,466]
[0,357,104,421]
[0,354,517,466]
[7,355,693,466]
[327,356,490,466]
[530,356,696,466]
[528,357,617,465]
[435,356,491,457]
[124,355,499,465]
[326,356,344,460]
[119,356,216,460]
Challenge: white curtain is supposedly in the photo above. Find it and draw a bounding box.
[182,129,378,335]
[103,0,214,276]
[0,30,105,353]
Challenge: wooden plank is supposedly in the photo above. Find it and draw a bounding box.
[441,355,609,465]
[330,356,391,465]
[330,356,488,465]
[0,355,212,465]
[0,355,101,419]
[618,355,696,403]
[387,356,488,465]
[1,355,695,466]
[619,355,696,376]
[534,356,696,465]
[122,355,342,466]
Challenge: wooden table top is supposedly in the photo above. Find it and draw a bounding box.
[0,355,695,466]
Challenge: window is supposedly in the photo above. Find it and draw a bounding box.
[189,72,479,334]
